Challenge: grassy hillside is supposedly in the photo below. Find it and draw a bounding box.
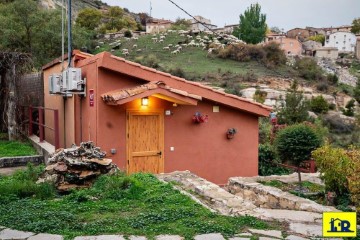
[94,32,296,87]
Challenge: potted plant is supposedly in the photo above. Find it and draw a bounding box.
[192,112,208,124]
[227,128,237,139]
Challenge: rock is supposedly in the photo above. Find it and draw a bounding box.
[28,233,64,240]
[129,236,147,240]
[38,142,118,192]
[54,162,68,172]
[87,158,112,166]
[258,237,279,240]
[234,232,252,237]
[240,88,256,98]
[285,235,309,240]
[248,229,282,239]
[229,238,251,240]
[155,235,184,240]
[74,235,125,240]
[0,228,35,239]
[194,233,225,240]
[289,223,322,237]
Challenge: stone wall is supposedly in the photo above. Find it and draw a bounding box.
[17,72,43,107]
[0,155,44,168]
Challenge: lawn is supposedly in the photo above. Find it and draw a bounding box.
[0,166,274,240]
[0,134,37,157]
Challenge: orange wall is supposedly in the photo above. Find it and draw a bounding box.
[43,62,76,148]
[44,59,260,185]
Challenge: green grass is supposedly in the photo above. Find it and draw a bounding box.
[0,139,37,158]
[0,166,275,240]
[95,32,295,82]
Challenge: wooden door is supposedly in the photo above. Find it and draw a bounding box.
[127,111,164,174]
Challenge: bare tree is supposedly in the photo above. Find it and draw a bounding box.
[0,52,32,140]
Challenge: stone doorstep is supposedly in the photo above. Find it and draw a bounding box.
[155,235,184,240]
[129,236,147,240]
[27,233,64,240]
[194,233,225,240]
[73,235,125,240]
[0,228,35,240]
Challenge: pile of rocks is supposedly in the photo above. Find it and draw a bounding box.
[37,142,118,192]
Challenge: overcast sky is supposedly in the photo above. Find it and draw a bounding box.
[102,0,359,31]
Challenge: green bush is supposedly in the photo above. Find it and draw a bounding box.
[124,30,132,38]
[258,144,291,176]
[294,57,324,81]
[310,95,329,114]
[342,99,356,117]
[217,42,286,67]
[258,118,272,144]
[277,81,310,124]
[274,123,321,166]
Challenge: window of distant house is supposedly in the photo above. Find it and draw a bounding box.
[334,36,336,39]
[342,47,345,50]
[336,42,338,44]
[327,50,331,54]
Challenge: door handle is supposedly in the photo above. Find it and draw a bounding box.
[157,151,162,156]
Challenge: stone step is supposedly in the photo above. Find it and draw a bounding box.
[0,228,35,240]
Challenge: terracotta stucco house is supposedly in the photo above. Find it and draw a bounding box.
[266,36,303,56]
[43,51,271,184]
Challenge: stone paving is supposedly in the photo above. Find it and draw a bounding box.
[0,227,297,240]
[157,171,326,238]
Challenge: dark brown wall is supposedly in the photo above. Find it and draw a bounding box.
[17,73,44,107]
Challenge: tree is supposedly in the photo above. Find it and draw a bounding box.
[76,8,102,31]
[99,6,137,33]
[277,81,310,124]
[310,95,329,114]
[233,3,267,44]
[354,78,360,104]
[351,17,360,34]
[170,18,191,30]
[270,26,282,34]
[275,124,321,188]
[308,34,325,45]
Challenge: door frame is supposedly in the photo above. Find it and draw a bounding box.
[126,109,165,174]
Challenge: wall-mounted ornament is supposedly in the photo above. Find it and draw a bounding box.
[226,128,237,139]
[192,112,208,124]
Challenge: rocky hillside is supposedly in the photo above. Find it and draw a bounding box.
[39,0,108,13]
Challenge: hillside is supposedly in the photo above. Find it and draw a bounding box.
[94,32,298,91]
[39,0,108,13]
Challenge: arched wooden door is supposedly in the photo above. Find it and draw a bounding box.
[127,110,164,174]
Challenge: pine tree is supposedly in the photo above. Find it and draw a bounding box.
[233,3,267,44]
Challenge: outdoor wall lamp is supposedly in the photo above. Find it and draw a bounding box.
[141,97,149,106]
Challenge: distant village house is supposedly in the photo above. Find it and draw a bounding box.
[146,18,173,34]
[190,16,217,32]
[325,31,357,52]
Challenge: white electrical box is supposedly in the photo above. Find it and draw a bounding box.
[49,74,61,94]
[62,68,82,91]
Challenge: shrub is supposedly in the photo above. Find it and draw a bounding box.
[342,99,356,117]
[313,144,360,211]
[275,124,321,166]
[322,114,355,134]
[294,57,324,81]
[262,42,287,68]
[277,81,310,124]
[169,67,186,78]
[274,123,321,186]
[124,30,132,38]
[310,95,330,114]
[259,118,272,144]
[315,82,329,92]
[326,73,338,85]
[258,144,291,176]
[253,89,267,104]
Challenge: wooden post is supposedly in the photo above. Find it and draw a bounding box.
[28,106,33,136]
[39,108,44,142]
[54,110,60,150]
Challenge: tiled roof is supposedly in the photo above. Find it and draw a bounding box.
[106,54,272,114]
[101,81,202,105]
